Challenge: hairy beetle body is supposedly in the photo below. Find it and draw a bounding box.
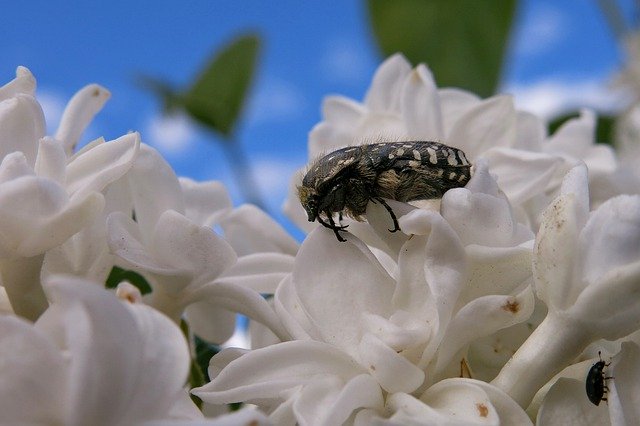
[298,141,472,241]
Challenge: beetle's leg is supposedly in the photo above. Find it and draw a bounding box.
[317,215,348,231]
[327,214,347,242]
[373,197,401,233]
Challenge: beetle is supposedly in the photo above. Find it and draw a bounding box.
[298,141,472,241]
[585,351,613,406]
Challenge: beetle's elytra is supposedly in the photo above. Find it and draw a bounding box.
[298,141,472,241]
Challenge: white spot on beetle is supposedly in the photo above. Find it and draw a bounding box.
[449,172,457,180]
[413,150,421,161]
[427,147,438,164]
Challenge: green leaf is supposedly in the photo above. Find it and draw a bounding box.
[105,266,153,295]
[183,33,261,138]
[367,0,517,97]
[549,113,616,146]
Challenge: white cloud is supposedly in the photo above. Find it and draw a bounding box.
[512,5,564,56]
[36,89,66,134]
[503,77,628,120]
[144,112,197,153]
[320,39,370,83]
[252,157,303,203]
[246,78,306,125]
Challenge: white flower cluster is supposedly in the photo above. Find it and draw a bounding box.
[1,53,640,425]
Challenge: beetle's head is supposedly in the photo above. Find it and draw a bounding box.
[297,185,319,222]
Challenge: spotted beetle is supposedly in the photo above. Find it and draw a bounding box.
[298,141,472,241]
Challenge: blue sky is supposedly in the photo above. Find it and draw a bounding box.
[0,0,632,238]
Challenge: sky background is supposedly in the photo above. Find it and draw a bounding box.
[0,0,634,240]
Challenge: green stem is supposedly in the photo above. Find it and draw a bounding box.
[222,141,268,212]
[1,255,48,321]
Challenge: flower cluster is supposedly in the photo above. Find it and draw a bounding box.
[2,53,640,425]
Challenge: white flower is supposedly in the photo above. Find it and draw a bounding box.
[285,54,638,235]
[194,198,531,424]
[0,68,139,320]
[535,342,640,426]
[0,275,192,425]
[492,164,640,407]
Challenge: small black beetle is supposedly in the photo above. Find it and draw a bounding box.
[585,351,613,406]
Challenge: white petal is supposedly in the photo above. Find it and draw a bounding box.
[274,275,318,341]
[107,211,174,274]
[608,342,640,426]
[40,276,145,426]
[435,285,534,377]
[127,144,185,241]
[292,227,395,356]
[461,244,533,305]
[364,54,412,113]
[441,188,517,247]
[293,374,383,426]
[119,302,191,423]
[421,379,531,425]
[545,110,595,157]
[482,148,562,206]
[185,281,290,343]
[438,88,481,138]
[215,252,294,293]
[55,84,111,154]
[66,132,140,198]
[0,316,66,424]
[537,378,610,426]
[0,94,45,165]
[533,193,582,310]
[579,195,640,286]
[514,110,546,151]
[0,151,34,183]
[193,341,365,404]
[179,177,232,227]
[400,64,443,140]
[358,333,425,393]
[447,96,516,159]
[221,204,299,256]
[322,95,367,128]
[151,210,236,281]
[34,137,66,184]
[0,176,105,257]
[0,66,36,100]
[308,121,356,159]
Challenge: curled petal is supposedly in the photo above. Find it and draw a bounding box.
[0,151,34,183]
[151,210,236,282]
[0,94,45,165]
[438,88,481,136]
[193,341,366,404]
[357,333,425,393]
[0,66,36,100]
[55,84,111,154]
[66,132,140,199]
[293,374,383,426]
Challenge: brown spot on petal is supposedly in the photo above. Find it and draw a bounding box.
[502,300,520,314]
[476,403,489,418]
[246,421,259,426]
[93,88,101,97]
[370,365,376,371]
